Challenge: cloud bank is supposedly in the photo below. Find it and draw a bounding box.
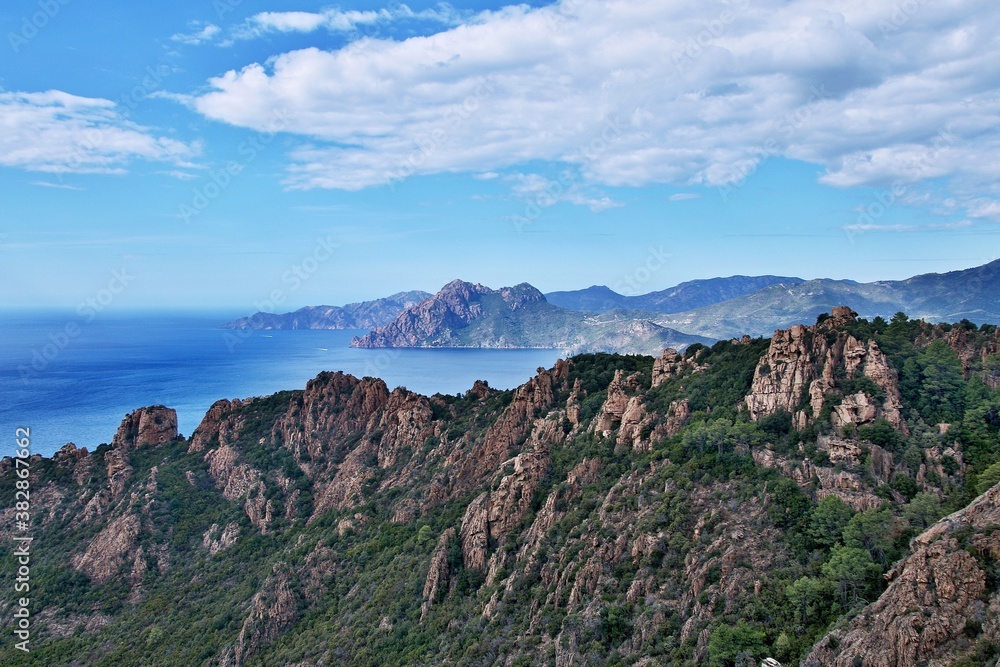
[0,90,197,174]
[188,0,1000,219]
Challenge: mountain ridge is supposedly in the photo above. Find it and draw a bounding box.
[545,274,805,314]
[657,259,1000,339]
[350,278,712,354]
[223,290,432,330]
[222,260,1000,352]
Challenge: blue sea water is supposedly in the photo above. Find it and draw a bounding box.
[0,310,564,457]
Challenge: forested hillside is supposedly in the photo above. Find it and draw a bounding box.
[2,307,999,666]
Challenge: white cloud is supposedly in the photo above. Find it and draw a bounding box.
[31,181,84,191]
[506,172,622,212]
[669,193,702,201]
[188,0,1000,219]
[172,22,221,45]
[842,220,973,232]
[229,4,463,41]
[159,170,200,181]
[0,90,197,174]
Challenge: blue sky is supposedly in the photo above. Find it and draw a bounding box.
[1,0,999,310]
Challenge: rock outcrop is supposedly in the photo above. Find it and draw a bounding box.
[225,565,300,666]
[111,405,178,451]
[745,307,905,431]
[202,522,240,555]
[420,528,457,621]
[804,482,1000,666]
[72,514,141,584]
[752,438,894,511]
[592,370,642,436]
[651,347,706,388]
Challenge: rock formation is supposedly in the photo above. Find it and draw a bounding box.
[804,482,1000,666]
[745,307,905,431]
[421,528,457,621]
[111,405,178,451]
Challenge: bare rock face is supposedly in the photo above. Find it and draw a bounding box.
[460,445,551,572]
[566,378,583,426]
[831,392,877,427]
[651,347,706,388]
[745,309,905,431]
[466,379,492,400]
[451,361,567,498]
[204,443,272,533]
[53,443,91,486]
[72,513,141,584]
[421,528,457,621]
[753,441,889,511]
[106,448,133,500]
[593,369,643,436]
[618,395,651,451]
[202,522,240,555]
[804,482,1000,666]
[190,399,249,453]
[227,565,300,667]
[663,398,692,437]
[368,388,435,468]
[275,373,391,470]
[652,348,683,388]
[745,323,821,422]
[111,406,178,451]
[932,325,1000,387]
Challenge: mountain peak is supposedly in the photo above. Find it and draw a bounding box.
[352,278,706,352]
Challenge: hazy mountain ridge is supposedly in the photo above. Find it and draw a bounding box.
[545,275,805,314]
[350,279,712,354]
[223,290,432,330]
[221,261,1000,353]
[657,260,1000,339]
[4,308,1000,665]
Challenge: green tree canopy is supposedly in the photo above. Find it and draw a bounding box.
[821,546,881,607]
[808,495,853,548]
[708,621,767,667]
[842,507,896,564]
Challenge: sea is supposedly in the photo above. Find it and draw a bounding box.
[1,310,564,457]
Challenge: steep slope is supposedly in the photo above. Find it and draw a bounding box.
[3,308,1000,666]
[659,260,1000,339]
[351,279,711,354]
[223,290,432,330]
[804,483,1000,667]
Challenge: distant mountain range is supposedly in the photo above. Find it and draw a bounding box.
[223,259,1000,350]
[545,275,803,313]
[222,291,431,330]
[655,259,1000,339]
[350,280,710,355]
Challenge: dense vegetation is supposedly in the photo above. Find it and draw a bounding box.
[2,312,999,666]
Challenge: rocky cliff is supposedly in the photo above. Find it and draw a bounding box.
[804,482,1000,666]
[744,307,905,432]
